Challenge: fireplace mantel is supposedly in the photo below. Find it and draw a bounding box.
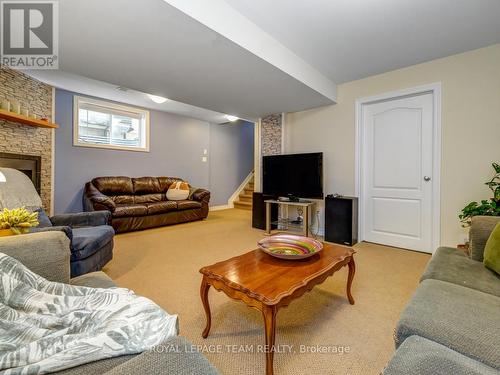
[0,108,58,129]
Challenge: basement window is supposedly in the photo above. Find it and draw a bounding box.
[73,96,150,152]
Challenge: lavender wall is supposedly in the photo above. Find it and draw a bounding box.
[54,89,253,212]
[209,121,255,205]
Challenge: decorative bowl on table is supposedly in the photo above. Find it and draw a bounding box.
[258,234,323,260]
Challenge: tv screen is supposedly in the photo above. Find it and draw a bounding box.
[262,152,323,199]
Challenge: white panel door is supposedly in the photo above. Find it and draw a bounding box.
[361,93,434,252]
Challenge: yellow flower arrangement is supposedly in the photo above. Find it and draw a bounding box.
[0,207,39,235]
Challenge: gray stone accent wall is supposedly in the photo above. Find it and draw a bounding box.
[261,114,282,156]
[0,67,53,212]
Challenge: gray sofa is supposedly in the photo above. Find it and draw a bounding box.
[384,216,500,374]
[0,231,219,375]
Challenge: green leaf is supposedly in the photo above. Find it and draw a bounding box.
[459,162,500,226]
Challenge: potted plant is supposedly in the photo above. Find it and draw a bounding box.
[0,207,39,236]
[459,162,500,227]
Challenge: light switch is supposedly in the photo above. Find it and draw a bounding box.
[203,149,208,155]
[202,156,207,162]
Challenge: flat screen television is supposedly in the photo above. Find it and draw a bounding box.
[262,152,323,199]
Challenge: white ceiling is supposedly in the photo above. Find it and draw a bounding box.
[25,70,231,124]
[48,0,334,121]
[225,0,500,83]
[27,0,500,121]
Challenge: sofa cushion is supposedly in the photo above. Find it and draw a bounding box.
[383,335,499,375]
[111,195,135,205]
[395,279,500,369]
[71,226,115,261]
[134,193,164,204]
[177,200,202,211]
[113,204,148,218]
[92,177,134,195]
[146,201,178,215]
[102,336,220,375]
[421,247,500,297]
[54,354,135,375]
[35,208,53,228]
[132,177,162,194]
[56,336,220,375]
[70,271,116,288]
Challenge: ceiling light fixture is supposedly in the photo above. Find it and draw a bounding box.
[148,94,169,104]
[225,115,239,122]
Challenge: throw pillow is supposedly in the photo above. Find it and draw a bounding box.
[166,181,190,201]
[35,208,53,228]
[484,222,500,275]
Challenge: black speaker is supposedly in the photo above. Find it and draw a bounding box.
[252,192,278,230]
[324,196,358,246]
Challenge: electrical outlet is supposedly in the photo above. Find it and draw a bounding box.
[202,156,207,162]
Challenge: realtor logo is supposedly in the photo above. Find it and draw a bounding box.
[1,0,58,69]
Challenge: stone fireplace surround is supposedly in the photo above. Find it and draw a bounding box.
[0,67,53,212]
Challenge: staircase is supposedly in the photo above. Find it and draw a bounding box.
[233,175,254,211]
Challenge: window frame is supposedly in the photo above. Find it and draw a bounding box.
[73,96,150,152]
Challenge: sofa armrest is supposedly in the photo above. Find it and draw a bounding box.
[469,216,500,261]
[31,225,73,241]
[70,271,116,288]
[50,211,112,227]
[191,188,210,204]
[102,336,220,375]
[0,231,71,283]
[84,182,116,212]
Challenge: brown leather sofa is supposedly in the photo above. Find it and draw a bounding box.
[83,176,210,233]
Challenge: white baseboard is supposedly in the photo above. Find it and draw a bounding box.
[209,205,231,211]
[228,171,254,208]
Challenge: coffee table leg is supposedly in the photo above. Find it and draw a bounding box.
[347,257,356,305]
[200,277,212,338]
[262,305,277,375]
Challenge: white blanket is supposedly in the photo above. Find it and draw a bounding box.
[0,253,178,374]
[0,168,42,210]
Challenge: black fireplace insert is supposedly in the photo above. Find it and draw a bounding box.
[0,152,42,194]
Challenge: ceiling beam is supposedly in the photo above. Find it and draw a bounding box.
[163,0,337,103]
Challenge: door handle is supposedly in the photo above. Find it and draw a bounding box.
[424,176,431,182]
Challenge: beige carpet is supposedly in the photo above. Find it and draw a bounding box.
[104,209,430,375]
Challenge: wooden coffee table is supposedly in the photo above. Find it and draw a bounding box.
[199,242,355,375]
